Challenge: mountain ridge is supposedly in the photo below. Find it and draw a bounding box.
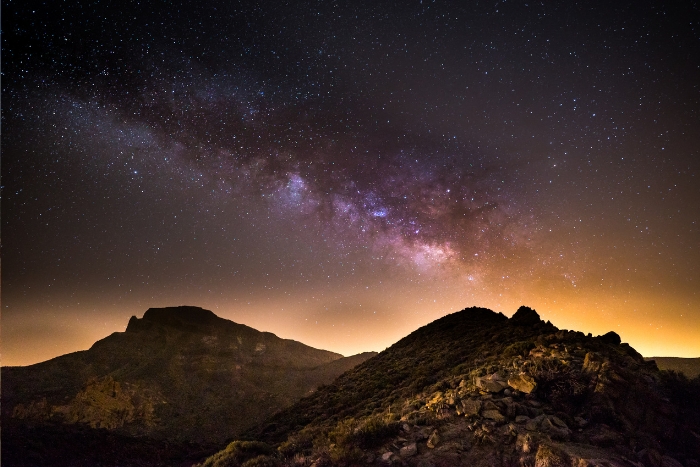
[199,305,700,467]
[645,357,700,379]
[2,306,377,454]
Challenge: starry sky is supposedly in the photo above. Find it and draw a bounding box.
[3,0,700,366]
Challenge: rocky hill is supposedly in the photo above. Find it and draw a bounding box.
[198,306,700,467]
[2,306,376,465]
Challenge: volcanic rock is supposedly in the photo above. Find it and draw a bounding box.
[508,373,537,393]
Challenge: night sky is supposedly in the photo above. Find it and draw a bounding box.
[3,0,700,366]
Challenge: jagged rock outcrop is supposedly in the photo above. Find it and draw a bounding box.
[510,305,541,326]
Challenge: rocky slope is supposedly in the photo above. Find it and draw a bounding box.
[2,306,376,451]
[199,306,700,467]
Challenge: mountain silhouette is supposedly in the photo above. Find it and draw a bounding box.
[5,305,699,467]
[2,306,376,465]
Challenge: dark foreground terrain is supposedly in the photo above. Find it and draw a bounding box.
[4,306,699,467]
[199,306,700,467]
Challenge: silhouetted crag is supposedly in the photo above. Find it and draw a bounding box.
[2,306,376,466]
[199,306,700,467]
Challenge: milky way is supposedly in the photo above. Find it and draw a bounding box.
[3,0,699,365]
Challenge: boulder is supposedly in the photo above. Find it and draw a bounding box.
[482,409,506,423]
[540,417,570,440]
[508,374,537,394]
[476,374,509,393]
[598,331,621,345]
[526,415,546,431]
[400,443,418,457]
[459,399,482,416]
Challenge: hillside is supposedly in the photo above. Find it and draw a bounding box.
[646,357,700,379]
[2,306,376,461]
[199,306,700,467]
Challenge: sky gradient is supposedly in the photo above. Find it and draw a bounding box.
[3,0,699,366]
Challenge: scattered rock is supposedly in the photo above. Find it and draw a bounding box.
[427,431,440,448]
[508,373,537,394]
[535,444,570,467]
[381,451,394,462]
[482,409,506,423]
[550,416,568,429]
[400,442,417,457]
[476,374,509,393]
[526,415,546,431]
[516,433,535,453]
[589,425,624,447]
[574,416,588,427]
[458,399,482,416]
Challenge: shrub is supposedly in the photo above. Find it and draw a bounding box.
[502,341,535,358]
[530,358,590,411]
[327,415,401,451]
[278,429,315,458]
[200,441,275,467]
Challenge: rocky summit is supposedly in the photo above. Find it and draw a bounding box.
[198,306,700,467]
[2,306,376,466]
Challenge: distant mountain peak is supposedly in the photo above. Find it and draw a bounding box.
[143,305,220,325]
[126,305,227,333]
[3,305,373,458]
